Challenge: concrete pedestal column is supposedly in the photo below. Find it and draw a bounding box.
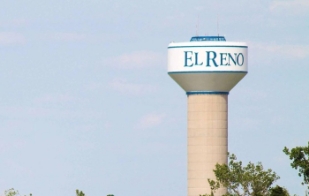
[187,93,228,196]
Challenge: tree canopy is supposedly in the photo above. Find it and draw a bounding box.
[76,189,86,196]
[269,185,289,196]
[201,154,280,196]
[4,188,32,196]
[4,188,114,196]
[283,142,309,189]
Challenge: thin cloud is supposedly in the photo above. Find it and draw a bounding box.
[0,32,26,45]
[0,18,29,28]
[0,139,26,153]
[236,88,268,102]
[270,0,309,13]
[163,13,187,28]
[5,159,33,176]
[271,115,289,126]
[135,113,166,129]
[104,51,163,69]
[48,32,86,42]
[34,93,76,104]
[194,6,204,11]
[0,106,104,121]
[250,42,309,59]
[109,78,158,95]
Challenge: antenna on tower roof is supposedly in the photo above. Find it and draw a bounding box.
[196,14,199,36]
[217,14,219,37]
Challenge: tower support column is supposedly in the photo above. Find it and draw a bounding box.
[187,93,228,196]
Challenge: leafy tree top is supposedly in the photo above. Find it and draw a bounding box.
[4,188,32,196]
[283,142,309,189]
[201,153,280,196]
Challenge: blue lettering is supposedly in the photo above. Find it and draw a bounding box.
[227,53,237,65]
[237,53,244,66]
[184,51,193,67]
[220,53,228,66]
[194,52,203,66]
[184,51,244,68]
[206,51,218,67]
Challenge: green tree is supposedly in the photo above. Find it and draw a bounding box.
[4,188,32,196]
[5,189,19,196]
[283,142,309,189]
[76,189,85,196]
[269,185,289,196]
[200,154,280,196]
[4,188,114,196]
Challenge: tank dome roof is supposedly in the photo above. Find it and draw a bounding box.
[190,36,226,42]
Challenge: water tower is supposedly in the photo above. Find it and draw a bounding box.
[167,35,248,196]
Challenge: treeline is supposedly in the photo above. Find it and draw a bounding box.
[3,189,114,196]
[200,142,309,196]
[3,142,309,196]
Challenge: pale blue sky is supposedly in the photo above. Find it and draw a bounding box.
[0,0,309,195]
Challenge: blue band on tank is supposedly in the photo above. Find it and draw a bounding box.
[168,45,248,49]
[168,71,247,74]
[186,91,229,95]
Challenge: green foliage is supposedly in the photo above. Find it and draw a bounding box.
[200,153,280,196]
[76,189,86,196]
[5,189,19,196]
[283,142,309,189]
[269,185,289,196]
[4,188,114,196]
[4,188,32,196]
